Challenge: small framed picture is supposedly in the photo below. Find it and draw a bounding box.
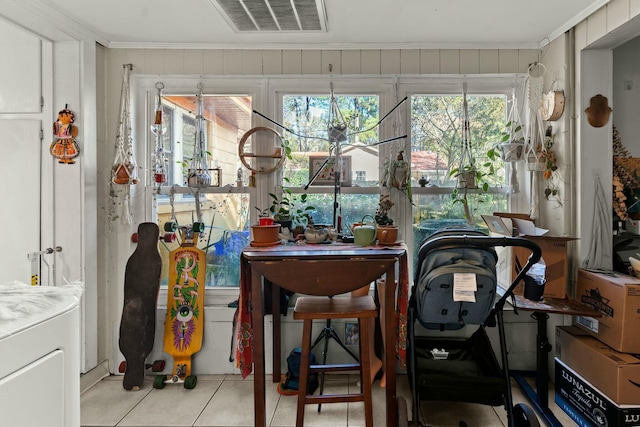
[308,155,352,186]
[344,322,359,346]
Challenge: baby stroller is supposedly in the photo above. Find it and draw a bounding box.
[405,227,542,427]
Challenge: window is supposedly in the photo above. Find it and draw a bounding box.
[279,92,384,230]
[409,92,510,267]
[154,94,252,289]
[140,77,521,295]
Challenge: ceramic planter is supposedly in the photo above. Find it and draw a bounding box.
[499,141,526,162]
[251,224,281,243]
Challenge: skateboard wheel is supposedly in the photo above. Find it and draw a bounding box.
[184,375,197,389]
[192,222,205,233]
[162,232,176,243]
[130,233,138,243]
[153,375,166,389]
[118,361,126,373]
[151,360,165,372]
[164,222,177,232]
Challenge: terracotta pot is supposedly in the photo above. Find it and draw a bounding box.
[251,224,280,243]
[377,225,399,244]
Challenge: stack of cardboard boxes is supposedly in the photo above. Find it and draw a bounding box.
[555,269,640,426]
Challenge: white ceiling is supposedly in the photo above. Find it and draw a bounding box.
[3,0,610,49]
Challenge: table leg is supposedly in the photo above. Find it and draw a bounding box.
[272,282,281,383]
[384,267,397,426]
[511,311,561,427]
[251,268,266,427]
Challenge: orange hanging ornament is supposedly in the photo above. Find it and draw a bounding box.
[50,105,80,164]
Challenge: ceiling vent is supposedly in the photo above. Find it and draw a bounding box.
[210,0,327,33]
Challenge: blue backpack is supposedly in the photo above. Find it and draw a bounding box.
[282,347,319,393]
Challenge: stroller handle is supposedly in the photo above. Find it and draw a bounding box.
[418,235,541,264]
[417,235,542,307]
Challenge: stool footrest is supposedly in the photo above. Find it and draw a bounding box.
[304,393,365,404]
[309,363,360,372]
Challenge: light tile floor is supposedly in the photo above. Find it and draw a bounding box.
[81,374,577,426]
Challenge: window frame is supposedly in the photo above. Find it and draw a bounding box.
[135,76,263,305]
[133,75,528,305]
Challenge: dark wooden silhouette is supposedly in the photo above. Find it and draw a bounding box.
[119,222,162,390]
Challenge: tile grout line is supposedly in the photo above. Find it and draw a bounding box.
[191,377,226,427]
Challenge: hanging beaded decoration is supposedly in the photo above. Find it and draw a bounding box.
[151,81,168,186]
[109,64,138,224]
[187,83,212,189]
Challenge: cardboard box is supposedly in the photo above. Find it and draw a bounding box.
[575,269,640,354]
[555,358,640,427]
[483,214,574,299]
[510,235,574,299]
[556,325,640,405]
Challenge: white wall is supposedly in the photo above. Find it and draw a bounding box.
[574,0,640,273]
[613,36,640,156]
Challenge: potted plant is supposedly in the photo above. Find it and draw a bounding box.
[450,149,500,225]
[269,184,315,232]
[254,206,274,225]
[374,193,395,226]
[498,120,526,162]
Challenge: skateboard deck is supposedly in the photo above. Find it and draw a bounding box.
[119,222,162,391]
[155,222,205,389]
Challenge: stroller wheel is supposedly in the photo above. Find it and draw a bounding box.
[512,403,541,427]
[397,396,408,427]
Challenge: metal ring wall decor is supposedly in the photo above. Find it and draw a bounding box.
[238,126,286,174]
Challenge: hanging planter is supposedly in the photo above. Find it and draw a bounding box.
[456,169,477,189]
[151,81,168,186]
[111,64,138,186]
[109,64,138,224]
[526,152,546,171]
[499,141,526,162]
[188,83,212,189]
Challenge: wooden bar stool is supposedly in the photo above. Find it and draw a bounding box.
[293,295,377,427]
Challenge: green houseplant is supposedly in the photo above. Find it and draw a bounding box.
[450,148,500,225]
[269,184,315,229]
[498,120,526,163]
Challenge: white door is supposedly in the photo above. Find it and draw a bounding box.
[0,19,51,285]
[0,120,45,284]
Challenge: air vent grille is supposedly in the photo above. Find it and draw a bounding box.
[211,0,327,32]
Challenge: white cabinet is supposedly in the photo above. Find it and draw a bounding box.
[0,288,80,427]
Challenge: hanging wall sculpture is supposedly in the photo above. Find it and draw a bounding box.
[50,105,80,164]
[151,82,168,186]
[109,64,138,224]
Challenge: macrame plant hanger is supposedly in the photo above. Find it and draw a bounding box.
[328,82,348,230]
[458,82,475,225]
[187,83,212,224]
[110,64,138,224]
[503,86,524,194]
[151,81,168,186]
[525,62,547,221]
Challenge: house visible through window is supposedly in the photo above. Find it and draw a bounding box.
[154,94,252,289]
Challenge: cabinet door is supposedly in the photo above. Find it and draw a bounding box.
[0,120,43,284]
[0,350,65,427]
[0,19,41,113]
